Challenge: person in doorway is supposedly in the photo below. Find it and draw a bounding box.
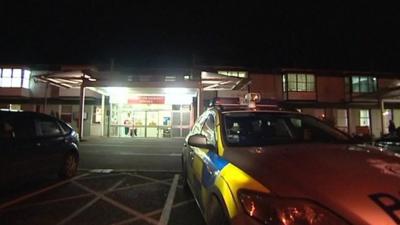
[388,120,396,135]
[124,118,131,136]
[130,117,136,137]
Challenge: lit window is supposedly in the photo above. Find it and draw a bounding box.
[360,109,370,127]
[1,68,31,88]
[12,69,22,87]
[306,74,315,91]
[288,74,297,91]
[184,75,190,80]
[351,76,377,93]
[23,70,31,88]
[282,75,286,92]
[284,73,315,92]
[1,68,12,87]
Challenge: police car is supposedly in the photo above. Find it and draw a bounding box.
[182,93,400,225]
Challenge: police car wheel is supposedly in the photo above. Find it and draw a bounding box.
[206,195,229,225]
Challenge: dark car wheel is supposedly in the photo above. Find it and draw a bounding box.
[59,152,79,179]
[206,195,230,225]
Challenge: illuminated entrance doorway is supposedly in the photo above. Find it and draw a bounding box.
[132,110,171,138]
[108,88,195,138]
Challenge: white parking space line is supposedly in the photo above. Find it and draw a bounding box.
[0,173,89,211]
[73,181,159,225]
[80,143,182,149]
[130,174,183,189]
[111,199,195,225]
[78,173,126,180]
[56,179,125,225]
[158,174,180,225]
[81,151,181,157]
[105,178,174,193]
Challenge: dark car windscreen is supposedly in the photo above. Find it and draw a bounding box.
[222,112,350,147]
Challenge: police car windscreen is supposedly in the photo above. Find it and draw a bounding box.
[222,112,350,147]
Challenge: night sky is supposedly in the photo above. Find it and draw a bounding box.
[1,1,400,72]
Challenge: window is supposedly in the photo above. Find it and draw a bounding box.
[223,112,350,147]
[284,73,315,92]
[217,71,248,78]
[360,110,370,127]
[59,121,72,135]
[336,109,348,133]
[282,75,286,92]
[191,113,208,135]
[0,67,31,88]
[0,120,14,139]
[11,69,22,87]
[202,114,216,146]
[37,119,62,136]
[351,76,377,93]
[23,70,31,88]
[1,69,12,87]
[12,117,36,139]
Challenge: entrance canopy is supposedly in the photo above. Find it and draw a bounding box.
[35,69,251,93]
[35,71,93,89]
[200,72,250,91]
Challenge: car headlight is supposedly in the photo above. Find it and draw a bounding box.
[238,190,349,225]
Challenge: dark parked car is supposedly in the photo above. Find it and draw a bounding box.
[0,110,79,186]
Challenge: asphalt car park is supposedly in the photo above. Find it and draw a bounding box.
[0,171,206,225]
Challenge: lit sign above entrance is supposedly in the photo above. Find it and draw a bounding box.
[128,96,165,104]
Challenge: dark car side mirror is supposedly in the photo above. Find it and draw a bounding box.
[188,134,215,151]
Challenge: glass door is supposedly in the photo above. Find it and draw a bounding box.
[159,111,172,137]
[146,111,158,137]
[132,111,146,137]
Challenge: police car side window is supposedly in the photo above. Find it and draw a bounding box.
[191,113,207,135]
[201,114,216,147]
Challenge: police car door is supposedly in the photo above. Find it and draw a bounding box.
[192,112,218,209]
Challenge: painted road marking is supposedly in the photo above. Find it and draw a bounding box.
[107,177,176,193]
[78,173,126,180]
[79,169,182,173]
[80,143,182,148]
[56,178,125,225]
[113,199,195,225]
[131,173,183,189]
[0,173,89,210]
[158,174,180,225]
[81,151,182,157]
[72,180,159,225]
[4,193,94,212]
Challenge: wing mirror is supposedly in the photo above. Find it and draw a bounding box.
[188,134,215,151]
